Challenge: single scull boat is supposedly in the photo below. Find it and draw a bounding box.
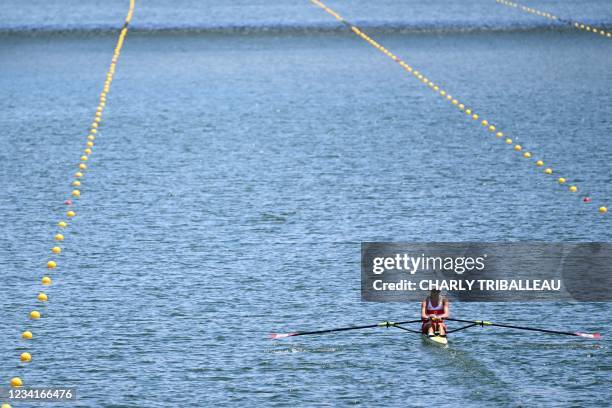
[270,318,601,344]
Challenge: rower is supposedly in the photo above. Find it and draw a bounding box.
[421,289,449,338]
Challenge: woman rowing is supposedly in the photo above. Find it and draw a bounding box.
[421,289,449,338]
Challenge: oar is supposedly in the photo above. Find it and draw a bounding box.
[446,318,601,340]
[270,319,422,339]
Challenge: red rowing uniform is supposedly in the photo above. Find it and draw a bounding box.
[421,297,446,332]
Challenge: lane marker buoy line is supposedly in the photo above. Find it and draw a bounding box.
[3,1,136,405]
[495,0,612,39]
[308,0,607,215]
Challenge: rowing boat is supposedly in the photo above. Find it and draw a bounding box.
[421,334,448,347]
[270,318,601,343]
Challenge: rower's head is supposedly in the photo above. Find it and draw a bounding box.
[429,289,441,299]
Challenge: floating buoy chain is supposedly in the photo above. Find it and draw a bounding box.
[309,0,607,215]
[4,1,136,403]
[495,0,612,38]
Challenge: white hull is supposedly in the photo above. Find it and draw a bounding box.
[421,334,448,347]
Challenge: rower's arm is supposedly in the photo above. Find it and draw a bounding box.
[420,300,428,319]
[439,299,450,319]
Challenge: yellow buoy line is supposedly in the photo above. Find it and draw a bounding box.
[309,0,607,215]
[3,1,135,406]
[495,0,612,38]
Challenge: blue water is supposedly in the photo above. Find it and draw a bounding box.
[2,0,612,33]
[1,1,611,407]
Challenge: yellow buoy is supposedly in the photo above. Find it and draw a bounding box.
[38,292,48,302]
[58,221,67,228]
[544,168,553,175]
[481,120,489,126]
[88,135,95,141]
[488,125,496,132]
[47,260,57,269]
[496,132,503,138]
[79,163,87,170]
[514,145,522,151]
[600,206,608,214]
[67,211,76,218]
[558,177,566,184]
[42,276,52,285]
[472,114,479,120]
[523,152,531,158]
[2,403,13,408]
[84,148,92,155]
[80,156,88,162]
[465,109,472,115]
[22,331,33,340]
[51,246,61,254]
[10,377,23,388]
[73,180,81,187]
[536,160,544,166]
[569,186,577,192]
[55,233,64,241]
[505,138,513,144]
[75,172,83,178]
[20,352,32,363]
[29,311,41,320]
[72,190,81,198]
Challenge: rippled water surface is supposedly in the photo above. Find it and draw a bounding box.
[1,1,611,407]
[2,0,612,32]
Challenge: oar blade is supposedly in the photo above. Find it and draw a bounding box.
[269,332,297,340]
[576,332,602,340]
